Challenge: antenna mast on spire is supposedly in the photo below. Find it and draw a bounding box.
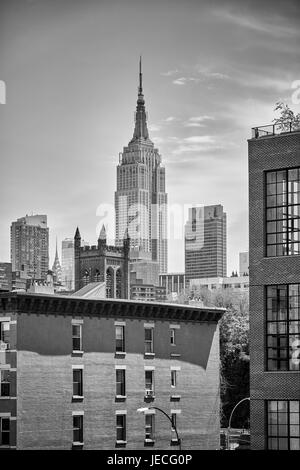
[139,55,143,94]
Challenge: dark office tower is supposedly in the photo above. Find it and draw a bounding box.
[115,58,168,274]
[10,214,49,280]
[184,205,227,285]
[249,123,300,450]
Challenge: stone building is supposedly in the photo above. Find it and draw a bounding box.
[74,225,130,299]
[0,291,224,450]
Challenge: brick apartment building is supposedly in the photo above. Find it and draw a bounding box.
[249,124,300,450]
[0,292,224,450]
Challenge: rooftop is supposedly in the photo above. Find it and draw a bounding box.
[251,123,300,139]
[0,291,225,323]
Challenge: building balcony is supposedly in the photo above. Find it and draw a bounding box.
[251,123,300,139]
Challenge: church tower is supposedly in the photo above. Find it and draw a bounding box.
[114,58,168,274]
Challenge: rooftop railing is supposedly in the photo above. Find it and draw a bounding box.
[252,122,300,138]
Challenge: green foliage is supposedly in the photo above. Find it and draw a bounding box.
[273,101,300,132]
[193,287,250,428]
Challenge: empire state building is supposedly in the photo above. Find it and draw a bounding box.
[115,58,168,274]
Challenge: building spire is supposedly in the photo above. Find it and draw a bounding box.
[131,56,150,142]
[139,55,142,95]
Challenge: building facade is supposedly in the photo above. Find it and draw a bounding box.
[115,58,168,274]
[185,205,227,286]
[249,124,300,450]
[74,226,130,299]
[189,275,249,294]
[239,251,249,276]
[159,273,186,297]
[0,291,224,450]
[61,238,75,291]
[0,263,12,292]
[10,214,49,281]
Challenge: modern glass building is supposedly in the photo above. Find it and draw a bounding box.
[184,205,227,285]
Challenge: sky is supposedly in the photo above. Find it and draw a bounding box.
[0,0,299,274]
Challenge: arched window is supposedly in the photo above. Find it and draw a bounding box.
[83,269,89,286]
[94,269,101,282]
[106,267,114,298]
[116,269,122,299]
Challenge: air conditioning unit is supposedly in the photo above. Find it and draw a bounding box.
[145,389,154,398]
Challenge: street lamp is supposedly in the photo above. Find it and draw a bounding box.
[227,397,250,450]
[137,406,182,450]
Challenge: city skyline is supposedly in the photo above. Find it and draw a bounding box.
[1,0,299,275]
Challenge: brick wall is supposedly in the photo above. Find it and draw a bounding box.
[248,131,300,450]
[15,312,220,450]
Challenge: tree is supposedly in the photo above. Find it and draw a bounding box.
[273,101,300,132]
[196,287,250,428]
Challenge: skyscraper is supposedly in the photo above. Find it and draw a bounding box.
[185,205,227,285]
[10,214,49,280]
[61,238,75,291]
[115,58,168,274]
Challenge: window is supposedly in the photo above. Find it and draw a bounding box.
[0,370,10,397]
[116,326,125,352]
[266,284,300,371]
[171,413,178,441]
[72,324,82,352]
[116,414,126,442]
[73,414,83,444]
[73,369,83,397]
[145,370,154,397]
[267,400,300,450]
[0,321,9,349]
[145,414,155,441]
[171,370,177,388]
[170,329,176,346]
[0,417,10,446]
[116,369,126,396]
[145,328,154,353]
[266,168,300,257]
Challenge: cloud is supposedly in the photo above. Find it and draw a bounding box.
[184,122,206,128]
[165,116,178,122]
[172,77,201,86]
[161,69,179,76]
[183,115,215,127]
[148,124,161,131]
[183,135,215,144]
[196,68,230,80]
[214,9,300,38]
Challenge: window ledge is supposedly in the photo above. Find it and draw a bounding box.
[170,438,180,446]
[116,440,127,446]
[72,395,84,401]
[0,396,13,400]
[115,352,126,358]
[170,395,181,401]
[72,442,84,447]
[144,352,155,358]
[144,394,155,401]
[72,350,84,356]
[170,353,181,358]
[115,395,127,401]
[265,370,300,374]
[144,439,155,446]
